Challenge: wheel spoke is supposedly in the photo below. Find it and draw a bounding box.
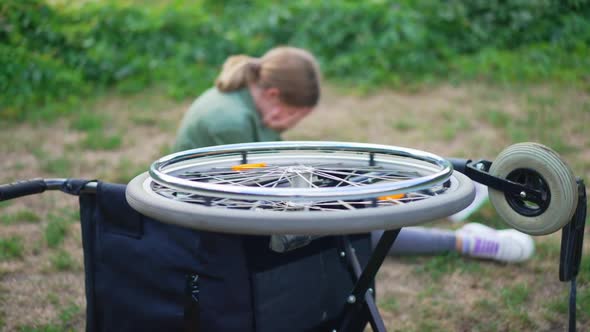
[336,200,356,210]
[152,179,441,212]
[316,168,417,182]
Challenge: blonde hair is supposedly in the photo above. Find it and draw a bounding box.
[215,47,321,107]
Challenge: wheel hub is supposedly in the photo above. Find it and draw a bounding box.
[504,168,551,217]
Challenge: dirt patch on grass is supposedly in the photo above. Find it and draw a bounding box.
[290,85,519,159]
[2,273,85,330]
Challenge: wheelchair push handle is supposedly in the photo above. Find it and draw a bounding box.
[0,178,48,201]
[0,178,96,201]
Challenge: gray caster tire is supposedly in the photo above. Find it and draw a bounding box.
[489,142,578,235]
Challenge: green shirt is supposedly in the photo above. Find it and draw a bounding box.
[173,88,281,152]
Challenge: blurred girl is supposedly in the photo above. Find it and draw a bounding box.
[174,46,534,264]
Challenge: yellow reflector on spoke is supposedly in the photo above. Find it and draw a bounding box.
[378,193,405,201]
[231,163,267,171]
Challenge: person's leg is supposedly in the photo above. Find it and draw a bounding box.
[455,223,535,263]
[370,223,535,263]
[370,227,456,255]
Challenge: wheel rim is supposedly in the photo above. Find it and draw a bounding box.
[149,141,454,203]
[504,168,551,217]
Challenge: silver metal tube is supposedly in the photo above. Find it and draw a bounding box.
[45,178,68,190]
[43,179,98,194]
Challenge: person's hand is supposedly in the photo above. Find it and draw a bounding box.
[262,106,312,132]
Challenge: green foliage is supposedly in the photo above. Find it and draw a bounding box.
[482,109,512,128]
[19,325,62,332]
[534,239,561,261]
[50,250,75,271]
[391,118,418,132]
[414,251,482,280]
[81,131,123,150]
[44,214,69,248]
[0,209,41,225]
[106,157,150,183]
[580,286,590,319]
[18,303,80,332]
[501,283,530,309]
[467,200,507,229]
[0,236,24,261]
[32,147,73,175]
[2,0,589,120]
[40,157,72,175]
[58,303,81,327]
[379,296,399,312]
[70,111,105,131]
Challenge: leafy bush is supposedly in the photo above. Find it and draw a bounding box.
[1,0,589,120]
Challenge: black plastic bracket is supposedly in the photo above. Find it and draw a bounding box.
[462,160,546,205]
[559,179,586,282]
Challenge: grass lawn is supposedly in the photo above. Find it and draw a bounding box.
[0,82,589,331]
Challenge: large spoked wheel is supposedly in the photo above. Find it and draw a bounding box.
[489,142,578,235]
[126,141,475,235]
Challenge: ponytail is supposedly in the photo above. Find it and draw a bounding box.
[215,47,321,107]
[215,55,260,92]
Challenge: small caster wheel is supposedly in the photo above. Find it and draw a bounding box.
[489,142,578,235]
